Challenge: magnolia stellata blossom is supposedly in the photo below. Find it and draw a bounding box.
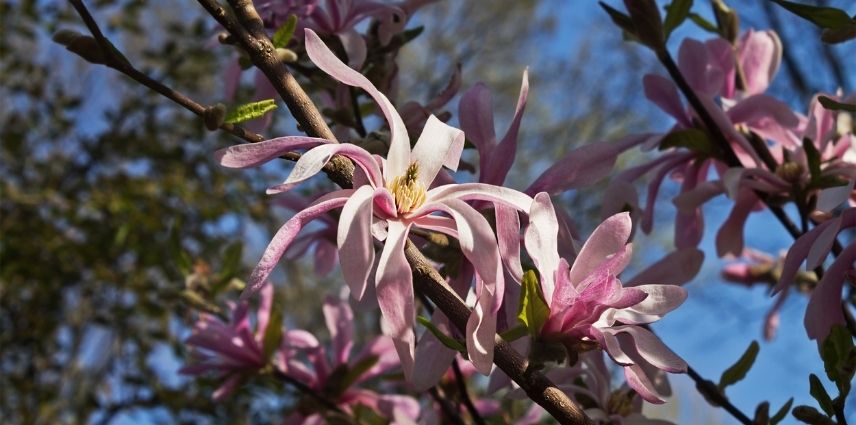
[276,193,339,277]
[280,296,420,424]
[525,194,687,403]
[721,249,792,340]
[180,283,278,400]
[215,29,534,378]
[775,208,856,341]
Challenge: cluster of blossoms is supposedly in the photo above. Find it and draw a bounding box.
[179,0,856,423]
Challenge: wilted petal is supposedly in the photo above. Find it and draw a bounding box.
[215,137,331,168]
[337,185,377,300]
[244,190,353,298]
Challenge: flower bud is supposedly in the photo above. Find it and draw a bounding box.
[52,29,83,46]
[203,103,227,131]
[623,0,665,51]
[792,405,835,424]
[712,0,739,44]
[775,161,804,183]
[275,47,298,63]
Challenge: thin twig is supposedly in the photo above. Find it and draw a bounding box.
[428,387,467,425]
[273,370,347,416]
[452,359,487,425]
[686,367,753,425]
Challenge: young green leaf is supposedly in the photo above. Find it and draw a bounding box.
[271,14,299,48]
[518,270,551,338]
[599,2,638,37]
[803,138,822,184]
[770,0,855,29]
[224,99,278,124]
[659,128,716,156]
[770,398,793,425]
[663,0,693,39]
[688,12,718,33]
[820,324,855,393]
[808,373,834,417]
[818,95,856,112]
[718,340,759,391]
[500,325,528,342]
[416,316,466,353]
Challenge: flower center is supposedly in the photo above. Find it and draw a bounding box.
[387,161,427,214]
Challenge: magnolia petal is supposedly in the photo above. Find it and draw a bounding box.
[727,94,798,129]
[337,28,367,69]
[243,190,353,298]
[774,217,839,294]
[424,183,533,212]
[673,180,723,213]
[304,29,411,179]
[214,137,331,168]
[715,188,757,257]
[624,363,667,404]
[376,220,414,339]
[411,312,458,391]
[483,69,529,186]
[627,249,704,287]
[525,193,561,305]
[612,326,687,373]
[568,212,632,285]
[805,243,856,340]
[323,296,355,366]
[337,185,377,300]
[410,115,465,187]
[643,74,690,127]
[738,29,782,96]
[212,374,244,401]
[496,204,524,283]
[267,143,381,194]
[459,82,497,153]
[678,38,723,97]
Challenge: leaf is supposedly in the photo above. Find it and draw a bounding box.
[224,99,278,124]
[416,316,466,353]
[518,270,551,338]
[271,14,298,48]
[599,2,637,37]
[718,340,759,391]
[688,12,718,33]
[770,398,794,425]
[770,398,793,425]
[500,325,527,342]
[818,95,856,112]
[663,0,693,39]
[770,0,855,29]
[803,138,822,185]
[820,324,855,393]
[821,26,856,44]
[659,128,716,156]
[262,296,284,360]
[220,241,243,281]
[808,373,834,417]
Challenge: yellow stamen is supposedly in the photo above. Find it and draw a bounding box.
[387,162,427,214]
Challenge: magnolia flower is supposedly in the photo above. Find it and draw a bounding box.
[276,193,338,277]
[215,29,534,378]
[280,296,420,424]
[525,194,687,403]
[180,284,277,400]
[775,208,856,341]
[721,249,792,340]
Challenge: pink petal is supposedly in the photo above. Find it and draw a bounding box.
[568,212,632,285]
[738,29,782,96]
[304,29,411,179]
[336,185,377,300]
[643,74,690,127]
[626,249,704,287]
[482,69,529,186]
[411,311,457,391]
[524,193,561,305]
[624,363,667,404]
[496,204,524,283]
[459,82,497,154]
[611,326,687,373]
[774,217,840,294]
[727,94,798,129]
[805,242,856,340]
[337,29,367,68]
[715,188,758,257]
[214,137,331,168]
[424,183,533,212]
[323,296,355,366]
[623,284,688,316]
[243,190,353,298]
[678,38,723,97]
[267,143,382,194]
[375,220,416,376]
[411,115,465,187]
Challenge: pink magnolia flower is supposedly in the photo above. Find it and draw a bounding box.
[215,29,534,378]
[775,208,856,341]
[180,283,278,400]
[280,296,420,424]
[525,194,688,403]
[721,249,790,340]
[276,193,339,277]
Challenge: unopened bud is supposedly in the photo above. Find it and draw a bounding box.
[217,32,234,44]
[275,47,298,63]
[623,0,665,51]
[792,405,835,424]
[203,103,227,131]
[607,390,635,417]
[238,55,253,70]
[52,29,83,46]
[775,161,804,183]
[65,35,106,65]
[712,0,740,44]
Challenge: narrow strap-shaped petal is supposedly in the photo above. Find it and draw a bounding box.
[626,249,704,287]
[323,296,355,366]
[304,29,411,179]
[336,185,377,301]
[568,212,632,286]
[715,188,758,257]
[424,183,533,213]
[524,193,560,305]
[805,242,856,340]
[411,311,458,391]
[375,220,416,377]
[610,326,686,373]
[623,363,667,404]
[267,143,382,194]
[243,190,353,299]
[774,216,839,294]
[738,29,782,96]
[215,136,331,168]
[458,82,497,154]
[642,74,691,127]
[496,204,523,283]
[677,38,723,97]
[727,94,798,129]
[483,69,529,186]
[410,115,465,188]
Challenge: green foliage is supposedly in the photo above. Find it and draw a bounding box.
[770,398,794,425]
[263,296,284,360]
[663,0,693,39]
[416,316,466,353]
[518,270,551,338]
[818,95,856,112]
[659,128,716,156]
[500,325,528,342]
[770,0,855,29]
[803,137,823,185]
[687,12,719,33]
[718,340,759,392]
[224,99,278,124]
[272,14,299,48]
[808,374,834,417]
